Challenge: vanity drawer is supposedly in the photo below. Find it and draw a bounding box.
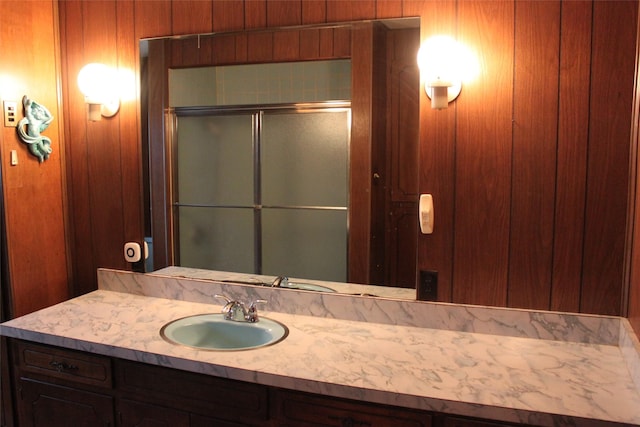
[14,340,112,388]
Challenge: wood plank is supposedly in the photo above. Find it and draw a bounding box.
[401,0,427,18]
[213,0,245,32]
[299,28,321,60]
[508,0,560,310]
[302,0,326,24]
[247,31,273,62]
[388,29,419,202]
[59,0,96,297]
[327,0,376,22]
[385,29,419,289]
[581,0,638,315]
[169,39,185,67]
[376,0,403,19]
[629,0,640,336]
[82,0,128,280]
[212,34,239,65]
[453,0,514,307]
[267,0,302,27]
[198,36,215,66]
[319,27,334,58]
[386,205,418,288]
[349,23,374,283]
[369,23,388,284]
[134,0,171,40]
[235,33,249,63]
[116,0,145,261]
[1,0,70,314]
[245,0,267,29]
[273,30,300,61]
[180,38,202,68]
[415,0,456,302]
[551,0,592,313]
[333,27,351,57]
[172,0,213,35]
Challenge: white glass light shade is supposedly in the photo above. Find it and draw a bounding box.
[77,63,120,120]
[417,35,478,109]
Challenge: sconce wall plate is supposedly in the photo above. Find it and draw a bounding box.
[101,99,120,117]
[17,95,53,162]
[425,82,462,103]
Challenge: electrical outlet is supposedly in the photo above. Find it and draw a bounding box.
[4,100,18,127]
[418,270,438,301]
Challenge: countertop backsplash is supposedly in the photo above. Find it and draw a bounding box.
[98,268,623,345]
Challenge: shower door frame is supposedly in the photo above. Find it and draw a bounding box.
[168,101,351,278]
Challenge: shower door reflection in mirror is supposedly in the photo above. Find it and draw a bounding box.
[173,106,350,282]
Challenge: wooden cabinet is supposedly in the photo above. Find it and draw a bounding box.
[9,339,523,427]
[115,359,269,426]
[14,340,115,427]
[272,389,431,427]
[117,398,189,427]
[11,340,267,427]
[17,379,114,427]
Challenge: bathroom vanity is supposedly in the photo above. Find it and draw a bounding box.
[2,269,639,427]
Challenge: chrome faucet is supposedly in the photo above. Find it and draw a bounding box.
[215,295,266,323]
[271,276,289,288]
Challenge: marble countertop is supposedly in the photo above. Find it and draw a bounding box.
[2,288,640,427]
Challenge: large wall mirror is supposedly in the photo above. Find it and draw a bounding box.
[140,18,421,299]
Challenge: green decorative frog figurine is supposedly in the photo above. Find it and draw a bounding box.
[17,95,53,162]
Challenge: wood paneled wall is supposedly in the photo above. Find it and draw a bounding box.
[0,1,70,318]
[419,0,638,316]
[57,0,639,317]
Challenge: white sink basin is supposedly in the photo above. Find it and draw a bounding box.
[160,314,288,351]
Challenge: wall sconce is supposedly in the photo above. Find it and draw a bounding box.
[77,63,120,121]
[417,35,478,110]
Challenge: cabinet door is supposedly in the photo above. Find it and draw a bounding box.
[17,379,114,427]
[117,399,189,427]
[273,389,431,427]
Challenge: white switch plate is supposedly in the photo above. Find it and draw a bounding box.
[124,242,142,263]
[3,101,18,127]
[419,194,434,234]
[10,150,18,166]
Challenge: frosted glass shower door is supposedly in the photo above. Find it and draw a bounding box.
[261,110,349,282]
[175,114,255,273]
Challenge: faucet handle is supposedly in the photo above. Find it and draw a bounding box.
[214,294,247,321]
[214,294,231,304]
[271,276,289,287]
[246,299,267,323]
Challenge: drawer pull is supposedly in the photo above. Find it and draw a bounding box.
[49,360,79,372]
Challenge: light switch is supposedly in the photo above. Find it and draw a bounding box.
[10,150,18,166]
[4,101,18,127]
[419,194,434,234]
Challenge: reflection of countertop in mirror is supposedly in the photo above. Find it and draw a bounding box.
[154,266,417,300]
[2,269,639,426]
